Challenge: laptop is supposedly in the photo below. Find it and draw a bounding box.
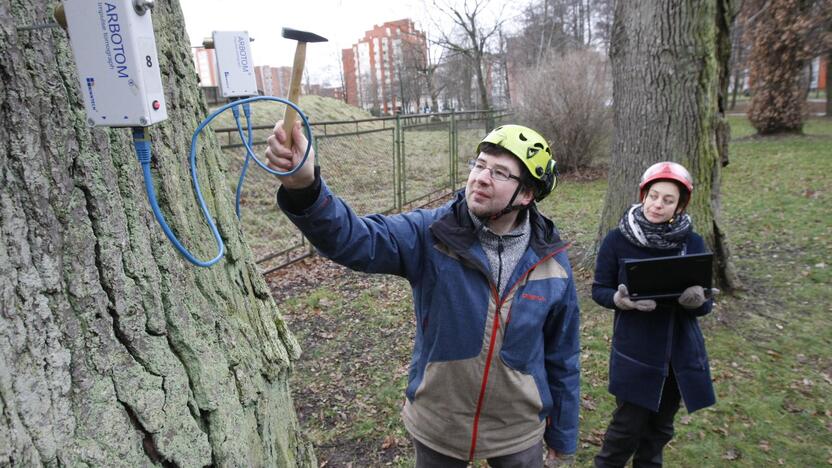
[624,253,713,300]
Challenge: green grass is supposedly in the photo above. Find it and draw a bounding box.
[571,116,832,467]
[274,115,832,466]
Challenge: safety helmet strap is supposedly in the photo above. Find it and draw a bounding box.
[488,184,532,221]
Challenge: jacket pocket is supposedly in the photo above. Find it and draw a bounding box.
[609,347,667,411]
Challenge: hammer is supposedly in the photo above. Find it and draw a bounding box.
[281,27,328,148]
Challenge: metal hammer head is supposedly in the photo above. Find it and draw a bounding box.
[281,27,328,43]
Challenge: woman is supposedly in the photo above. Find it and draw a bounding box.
[592,162,716,468]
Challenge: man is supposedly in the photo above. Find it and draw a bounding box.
[266,121,580,466]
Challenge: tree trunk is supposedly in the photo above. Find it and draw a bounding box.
[1,2,315,466]
[474,51,492,112]
[827,52,832,117]
[592,0,739,291]
[461,61,474,110]
[728,14,746,111]
[730,67,741,110]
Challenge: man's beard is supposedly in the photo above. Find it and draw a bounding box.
[469,203,500,219]
[466,188,500,219]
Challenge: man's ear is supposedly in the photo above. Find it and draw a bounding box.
[519,186,535,206]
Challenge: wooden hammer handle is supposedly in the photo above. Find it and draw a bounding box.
[282,42,307,149]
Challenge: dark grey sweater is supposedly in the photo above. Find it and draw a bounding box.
[469,209,531,297]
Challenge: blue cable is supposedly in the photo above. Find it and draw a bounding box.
[229,99,311,217]
[132,127,224,267]
[195,96,312,177]
[232,103,252,218]
[132,96,313,267]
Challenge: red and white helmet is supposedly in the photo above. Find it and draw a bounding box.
[639,162,694,211]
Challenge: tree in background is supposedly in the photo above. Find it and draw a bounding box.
[423,0,618,114]
[509,1,575,69]
[497,27,512,107]
[745,0,810,134]
[414,40,447,113]
[595,0,740,290]
[430,0,506,113]
[507,0,614,69]
[437,51,476,110]
[746,0,816,134]
[399,38,430,113]
[592,0,615,54]
[0,2,314,465]
[729,3,752,110]
[506,0,619,150]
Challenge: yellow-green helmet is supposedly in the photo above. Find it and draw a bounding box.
[477,125,558,201]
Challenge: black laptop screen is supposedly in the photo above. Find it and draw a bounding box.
[624,253,713,300]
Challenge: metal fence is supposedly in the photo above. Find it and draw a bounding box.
[216,109,514,274]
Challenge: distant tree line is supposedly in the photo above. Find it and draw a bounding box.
[380,0,829,150]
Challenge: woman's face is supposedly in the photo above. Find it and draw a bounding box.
[642,181,680,224]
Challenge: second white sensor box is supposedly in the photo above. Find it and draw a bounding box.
[213,31,258,98]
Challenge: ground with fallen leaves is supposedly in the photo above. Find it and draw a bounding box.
[266,117,831,467]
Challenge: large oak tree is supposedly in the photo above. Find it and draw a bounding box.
[595,0,739,290]
[1,1,314,465]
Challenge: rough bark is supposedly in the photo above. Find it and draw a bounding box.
[592,0,739,291]
[0,1,315,466]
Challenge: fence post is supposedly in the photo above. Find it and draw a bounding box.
[395,114,402,211]
[485,108,495,134]
[396,114,407,211]
[450,109,457,190]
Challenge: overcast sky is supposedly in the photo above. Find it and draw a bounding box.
[178,0,525,86]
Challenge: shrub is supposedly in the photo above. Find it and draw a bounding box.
[515,49,612,172]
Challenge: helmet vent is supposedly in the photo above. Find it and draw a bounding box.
[518,133,528,141]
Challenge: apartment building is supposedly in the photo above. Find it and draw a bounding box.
[254,65,293,97]
[192,47,218,87]
[342,19,428,114]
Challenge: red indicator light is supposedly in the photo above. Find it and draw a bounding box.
[152,100,161,110]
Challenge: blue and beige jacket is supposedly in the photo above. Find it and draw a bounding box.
[278,181,580,459]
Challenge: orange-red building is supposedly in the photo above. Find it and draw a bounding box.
[342,19,427,114]
[192,47,218,87]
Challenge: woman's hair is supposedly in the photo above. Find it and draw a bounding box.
[643,179,690,212]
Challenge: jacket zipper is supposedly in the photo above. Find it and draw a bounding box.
[496,238,504,295]
[468,283,502,461]
[467,243,570,460]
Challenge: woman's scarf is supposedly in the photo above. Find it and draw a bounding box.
[618,203,692,250]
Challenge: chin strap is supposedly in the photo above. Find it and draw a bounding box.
[488,184,531,221]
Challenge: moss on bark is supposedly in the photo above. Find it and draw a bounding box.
[0,1,314,465]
